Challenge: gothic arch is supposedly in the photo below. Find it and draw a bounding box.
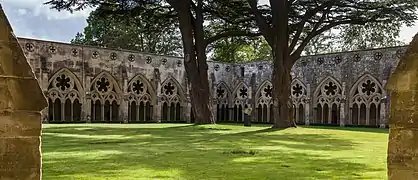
[313,76,343,125]
[291,79,308,125]
[349,74,383,126]
[47,68,84,122]
[90,71,122,122]
[127,74,156,122]
[127,74,157,105]
[160,76,185,122]
[215,81,232,122]
[232,81,250,102]
[255,80,273,123]
[232,81,250,123]
[90,71,122,104]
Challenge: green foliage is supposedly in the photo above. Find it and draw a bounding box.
[71,8,182,56]
[304,22,407,55]
[210,37,271,62]
[42,123,389,179]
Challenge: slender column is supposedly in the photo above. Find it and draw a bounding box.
[339,103,345,127]
[109,104,113,122]
[136,102,140,121]
[304,84,315,126]
[295,106,299,124]
[340,82,346,127]
[380,91,388,128]
[85,77,92,123]
[328,104,332,124]
[154,99,161,123]
[61,101,65,122]
[91,101,95,122]
[366,105,370,125]
[71,102,74,122]
[120,79,128,123]
[101,103,105,122]
[184,101,191,123]
[305,103,310,125]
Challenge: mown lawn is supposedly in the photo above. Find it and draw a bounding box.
[42,124,388,180]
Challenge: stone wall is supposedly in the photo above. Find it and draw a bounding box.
[18,37,406,127]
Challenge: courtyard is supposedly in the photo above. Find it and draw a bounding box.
[42,124,388,180]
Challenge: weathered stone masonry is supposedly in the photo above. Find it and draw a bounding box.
[19,37,406,127]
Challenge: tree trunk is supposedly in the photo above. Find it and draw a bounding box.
[271,58,296,128]
[270,0,296,129]
[169,0,215,125]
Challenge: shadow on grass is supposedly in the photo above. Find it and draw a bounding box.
[303,125,388,134]
[42,124,384,180]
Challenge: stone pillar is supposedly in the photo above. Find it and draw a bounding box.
[154,99,161,123]
[386,33,418,179]
[380,86,388,128]
[306,84,311,125]
[0,5,48,179]
[85,77,91,123]
[120,79,128,123]
[184,100,191,123]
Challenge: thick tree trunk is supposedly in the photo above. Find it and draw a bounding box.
[270,0,296,129]
[170,0,214,125]
[271,58,296,128]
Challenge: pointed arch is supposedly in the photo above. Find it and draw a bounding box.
[291,79,308,125]
[90,71,122,95]
[47,68,84,122]
[349,74,383,101]
[349,74,383,126]
[232,81,250,100]
[48,68,84,94]
[215,81,232,98]
[160,76,186,103]
[255,80,273,101]
[314,76,342,99]
[313,76,343,125]
[127,74,157,105]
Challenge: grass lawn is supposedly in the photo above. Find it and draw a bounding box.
[42,124,388,180]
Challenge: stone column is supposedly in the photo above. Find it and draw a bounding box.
[340,82,346,127]
[386,33,418,179]
[154,98,161,123]
[120,79,128,123]
[85,77,91,123]
[0,5,48,179]
[184,100,191,123]
[306,84,311,125]
[380,91,388,128]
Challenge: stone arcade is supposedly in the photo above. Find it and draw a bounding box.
[18,37,406,127]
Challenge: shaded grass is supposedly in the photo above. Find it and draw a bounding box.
[42,124,388,180]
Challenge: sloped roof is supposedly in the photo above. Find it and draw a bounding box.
[0,4,47,111]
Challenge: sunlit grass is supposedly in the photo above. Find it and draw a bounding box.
[42,123,388,180]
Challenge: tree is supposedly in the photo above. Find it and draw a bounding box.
[45,0,258,124]
[243,0,417,128]
[71,8,182,56]
[210,36,272,62]
[303,21,406,55]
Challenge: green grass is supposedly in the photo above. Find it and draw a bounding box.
[42,124,388,180]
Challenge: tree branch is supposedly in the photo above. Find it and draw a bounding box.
[247,0,273,46]
[205,31,262,47]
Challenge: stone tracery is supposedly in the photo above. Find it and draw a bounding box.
[215,82,231,122]
[314,77,343,125]
[349,74,383,126]
[291,79,308,125]
[90,72,121,122]
[232,82,250,122]
[160,77,184,122]
[255,80,273,123]
[127,74,156,122]
[47,68,83,122]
